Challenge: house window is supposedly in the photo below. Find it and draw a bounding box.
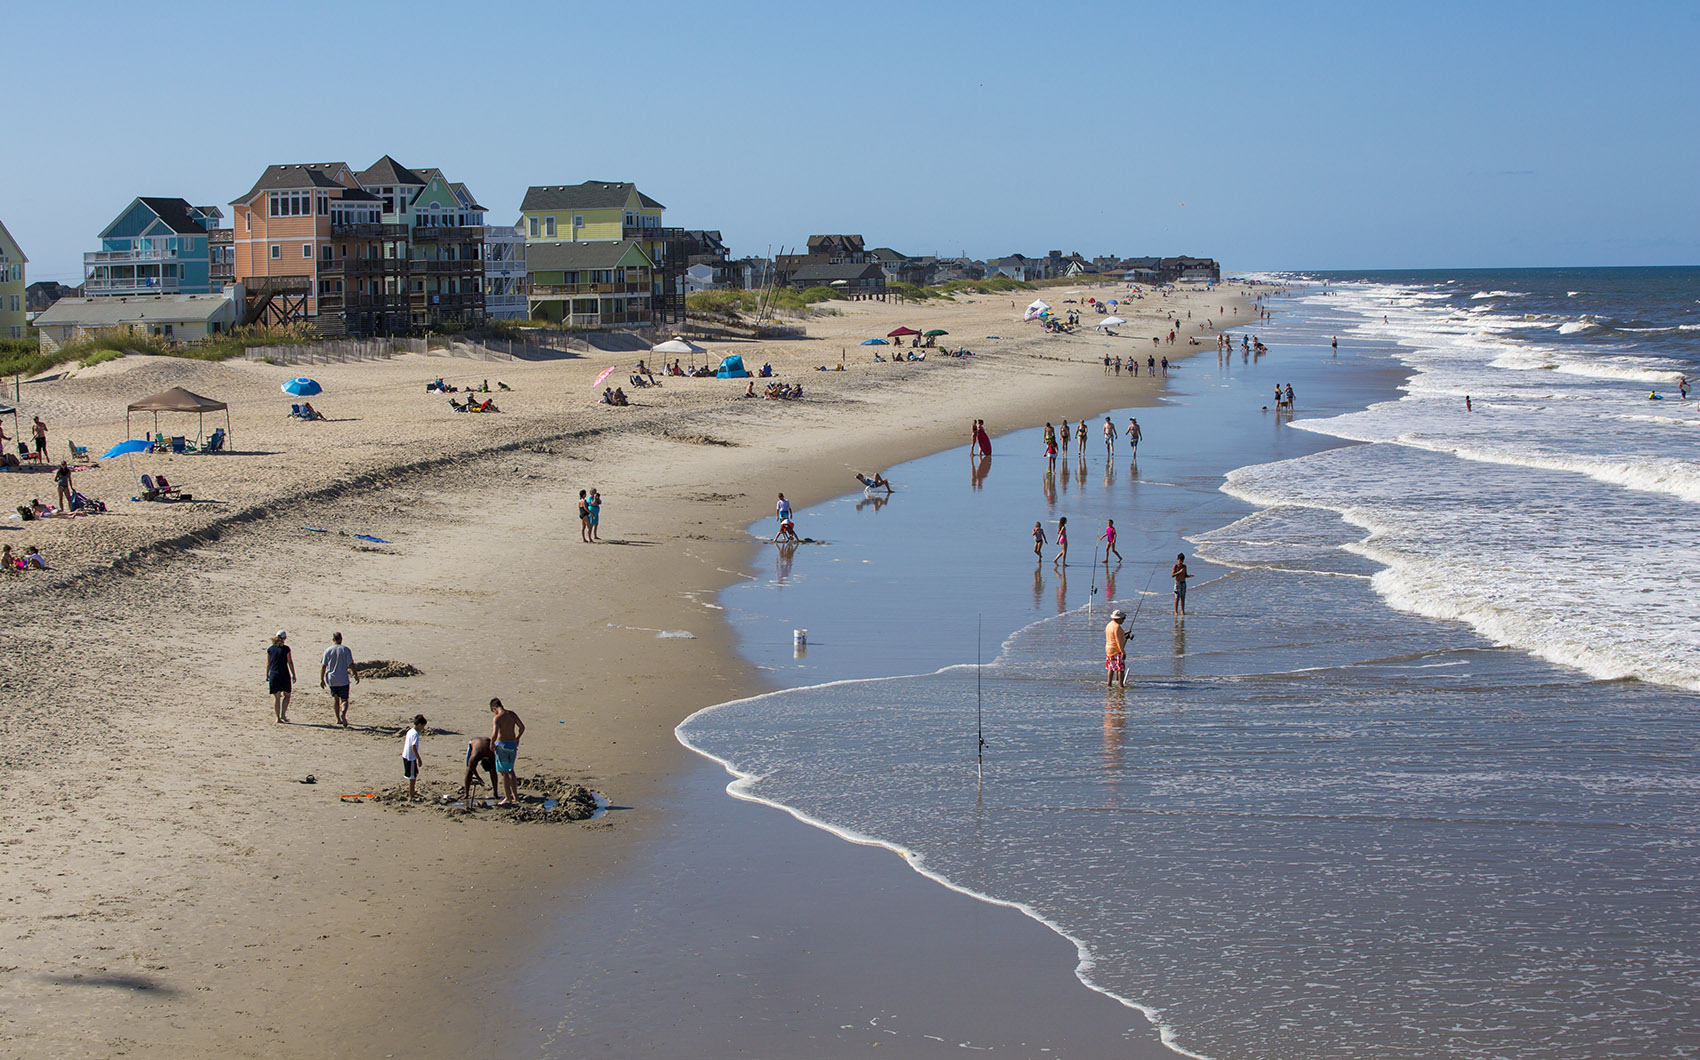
[317,194,329,215]
[270,245,281,259]
[528,217,539,238]
[625,212,634,226]
[302,244,312,259]
[322,246,333,260]
[545,217,556,238]
[573,215,583,229]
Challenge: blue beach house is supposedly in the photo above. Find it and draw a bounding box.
[85,197,227,297]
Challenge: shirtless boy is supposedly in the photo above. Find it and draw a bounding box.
[463,736,498,806]
[489,698,525,806]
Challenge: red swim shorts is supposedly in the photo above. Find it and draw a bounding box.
[1106,652,1126,673]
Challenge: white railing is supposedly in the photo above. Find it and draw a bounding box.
[85,249,180,265]
[85,274,182,294]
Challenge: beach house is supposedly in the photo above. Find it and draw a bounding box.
[83,198,227,298]
[230,157,498,336]
[518,181,683,328]
[230,162,392,335]
[0,220,25,340]
[354,156,488,330]
[33,291,244,353]
[482,225,527,319]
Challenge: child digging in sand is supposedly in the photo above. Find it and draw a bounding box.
[403,715,426,800]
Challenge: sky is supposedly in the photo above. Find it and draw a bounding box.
[6,0,1697,285]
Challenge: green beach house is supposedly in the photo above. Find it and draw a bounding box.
[518,181,683,328]
[0,219,27,340]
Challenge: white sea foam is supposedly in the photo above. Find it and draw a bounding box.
[1269,278,1700,690]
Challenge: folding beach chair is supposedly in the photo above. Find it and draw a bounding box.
[204,428,226,453]
[67,440,89,462]
[171,436,192,454]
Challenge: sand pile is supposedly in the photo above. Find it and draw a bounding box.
[354,659,423,679]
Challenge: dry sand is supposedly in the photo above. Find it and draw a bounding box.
[0,283,1254,1056]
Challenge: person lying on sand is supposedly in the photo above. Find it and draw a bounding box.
[463,737,497,805]
[856,472,893,493]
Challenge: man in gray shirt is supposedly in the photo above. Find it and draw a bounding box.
[319,631,361,727]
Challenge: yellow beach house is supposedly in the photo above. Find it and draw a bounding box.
[0,219,27,340]
[518,181,682,327]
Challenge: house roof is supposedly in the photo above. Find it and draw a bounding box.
[520,182,665,213]
[135,197,213,235]
[231,164,350,204]
[449,182,486,211]
[525,238,654,272]
[806,234,864,250]
[866,247,908,261]
[0,219,26,261]
[338,189,382,203]
[34,293,234,328]
[788,262,885,283]
[357,155,427,187]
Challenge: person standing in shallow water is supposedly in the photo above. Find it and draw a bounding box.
[1172,553,1191,615]
[1033,520,1047,561]
[1054,516,1069,567]
[267,631,296,723]
[1102,416,1118,457]
[1104,609,1130,689]
[1102,518,1122,563]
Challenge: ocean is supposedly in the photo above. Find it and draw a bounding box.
[679,268,1700,1060]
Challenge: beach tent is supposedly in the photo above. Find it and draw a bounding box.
[1095,316,1127,328]
[126,386,231,448]
[1024,299,1052,320]
[715,355,750,379]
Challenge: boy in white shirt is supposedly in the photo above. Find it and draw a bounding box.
[402,715,426,800]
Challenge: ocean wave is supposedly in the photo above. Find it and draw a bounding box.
[1470,289,1528,299]
[1558,319,1596,334]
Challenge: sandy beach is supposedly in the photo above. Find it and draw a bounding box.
[0,284,1251,1057]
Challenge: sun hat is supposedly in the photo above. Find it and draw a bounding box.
[276,630,288,640]
[1111,610,1127,621]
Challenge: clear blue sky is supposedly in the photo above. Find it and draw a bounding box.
[7,0,1696,285]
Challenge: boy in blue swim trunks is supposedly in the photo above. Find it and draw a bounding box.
[489,697,525,806]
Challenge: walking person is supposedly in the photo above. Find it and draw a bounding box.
[1127,418,1142,456]
[319,631,360,727]
[1033,520,1048,561]
[1076,420,1087,458]
[1060,419,1071,454]
[1054,516,1069,567]
[54,461,73,512]
[577,490,592,543]
[489,697,526,807]
[1104,609,1130,689]
[1102,416,1118,457]
[267,631,296,723]
[402,715,426,801]
[1101,518,1122,563]
[1172,553,1191,615]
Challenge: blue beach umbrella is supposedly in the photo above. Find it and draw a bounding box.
[282,377,322,396]
[861,338,889,345]
[102,438,152,460]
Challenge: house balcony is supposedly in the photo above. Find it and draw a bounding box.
[316,257,390,277]
[529,281,649,298]
[86,248,181,266]
[410,226,484,242]
[408,259,483,275]
[329,222,410,240]
[84,273,182,295]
